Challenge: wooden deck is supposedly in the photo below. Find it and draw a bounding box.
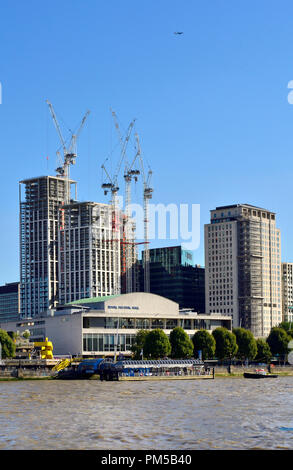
[119,374,214,381]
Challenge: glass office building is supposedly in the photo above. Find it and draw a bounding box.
[140,246,205,312]
[0,282,20,322]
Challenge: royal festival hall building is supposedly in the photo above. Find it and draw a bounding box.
[0,293,232,358]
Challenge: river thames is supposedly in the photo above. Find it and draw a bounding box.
[1,376,293,450]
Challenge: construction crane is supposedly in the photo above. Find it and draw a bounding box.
[101,164,121,295]
[46,100,90,204]
[101,112,135,295]
[136,133,153,293]
[123,146,141,293]
[106,110,138,294]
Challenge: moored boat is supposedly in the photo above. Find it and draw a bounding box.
[243,368,278,379]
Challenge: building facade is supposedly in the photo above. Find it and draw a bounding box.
[147,246,194,268]
[0,282,20,322]
[19,176,77,318]
[205,204,281,337]
[120,214,139,294]
[140,246,205,312]
[0,293,232,357]
[282,262,293,324]
[58,201,122,304]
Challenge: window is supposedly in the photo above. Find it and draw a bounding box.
[166,319,178,329]
[151,319,164,329]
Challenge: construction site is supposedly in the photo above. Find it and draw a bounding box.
[19,102,153,319]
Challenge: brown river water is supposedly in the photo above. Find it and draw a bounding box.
[1,377,293,450]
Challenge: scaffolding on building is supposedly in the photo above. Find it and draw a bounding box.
[237,215,264,336]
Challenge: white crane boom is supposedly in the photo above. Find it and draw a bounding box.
[46,100,90,204]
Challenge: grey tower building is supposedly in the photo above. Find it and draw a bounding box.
[19,175,77,317]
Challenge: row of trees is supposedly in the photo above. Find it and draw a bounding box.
[131,323,293,363]
[1,322,292,362]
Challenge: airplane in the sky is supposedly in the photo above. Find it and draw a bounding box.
[174,32,184,35]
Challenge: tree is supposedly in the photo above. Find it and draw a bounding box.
[169,327,194,358]
[277,321,293,333]
[144,329,171,359]
[255,338,272,364]
[22,329,30,340]
[212,327,238,361]
[192,329,216,360]
[0,329,16,358]
[277,322,293,341]
[266,327,290,361]
[131,330,149,359]
[233,327,257,362]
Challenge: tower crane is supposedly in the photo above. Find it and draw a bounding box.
[101,165,121,296]
[101,113,135,295]
[109,110,139,294]
[123,144,141,293]
[136,133,153,293]
[46,100,90,204]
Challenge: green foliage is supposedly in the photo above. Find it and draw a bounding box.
[169,327,194,358]
[233,327,257,361]
[212,327,238,361]
[144,329,171,359]
[192,329,216,360]
[288,330,293,340]
[277,321,293,333]
[0,329,16,358]
[255,338,272,363]
[22,330,30,340]
[131,330,149,359]
[266,327,290,357]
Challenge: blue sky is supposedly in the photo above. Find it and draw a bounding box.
[1,0,293,284]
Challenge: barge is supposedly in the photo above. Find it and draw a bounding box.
[54,358,214,381]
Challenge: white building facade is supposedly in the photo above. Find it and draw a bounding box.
[0,293,232,357]
[205,204,281,337]
[58,201,122,304]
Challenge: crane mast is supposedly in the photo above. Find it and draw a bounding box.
[136,133,153,293]
[101,169,121,296]
[110,111,138,294]
[102,112,153,295]
[124,151,140,293]
[46,100,90,204]
[101,110,131,296]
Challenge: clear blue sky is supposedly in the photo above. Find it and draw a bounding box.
[1,0,293,284]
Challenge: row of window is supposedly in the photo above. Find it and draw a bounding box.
[83,317,192,330]
[83,333,135,352]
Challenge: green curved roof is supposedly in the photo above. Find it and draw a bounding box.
[66,295,120,305]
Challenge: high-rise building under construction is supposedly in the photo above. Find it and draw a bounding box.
[19,175,138,316]
[58,201,122,304]
[19,175,77,317]
[204,204,282,337]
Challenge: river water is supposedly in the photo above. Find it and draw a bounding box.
[0,377,293,450]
